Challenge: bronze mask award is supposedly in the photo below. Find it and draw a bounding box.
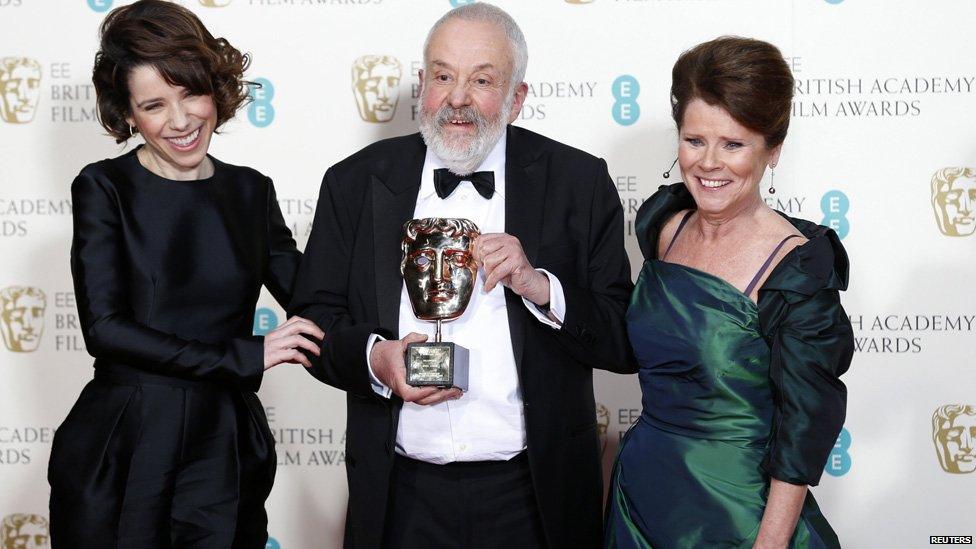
[400,217,480,391]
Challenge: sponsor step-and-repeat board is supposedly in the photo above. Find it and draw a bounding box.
[2,1,975,548]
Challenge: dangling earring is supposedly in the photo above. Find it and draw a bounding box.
[129,125,136,138]
[663,157,678,179]
[768,165,776,194]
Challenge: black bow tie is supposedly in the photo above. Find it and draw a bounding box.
[434,168,495,200]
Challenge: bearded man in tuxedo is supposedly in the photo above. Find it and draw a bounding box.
[290,4,634,548]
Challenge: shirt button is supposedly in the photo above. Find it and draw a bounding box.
[458,444,467,452]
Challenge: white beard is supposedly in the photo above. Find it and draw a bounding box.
[418,89,514,176]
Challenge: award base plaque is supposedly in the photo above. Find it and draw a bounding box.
[405,340,469,390]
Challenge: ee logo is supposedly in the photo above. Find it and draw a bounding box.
[824,427,852,477]
[265,538,281,549]
[821,190,850,240]
[253,308,279,336]
[87,0,112,12]
[824,0,844,4]
[611,75,640,126]
[248,77,275,128]
[449,0,476,6]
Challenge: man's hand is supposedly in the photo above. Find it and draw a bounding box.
[473,233,550,306]
[369,332,462,405]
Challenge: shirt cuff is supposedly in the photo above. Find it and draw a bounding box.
[366,333,392,399]
[522,268,565,329]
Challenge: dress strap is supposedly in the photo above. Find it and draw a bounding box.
[743,234,802,297]
[662,210,695,260]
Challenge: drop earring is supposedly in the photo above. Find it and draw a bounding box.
[129,125,136,138]
[663,157,678,179]
[768,166,776,194]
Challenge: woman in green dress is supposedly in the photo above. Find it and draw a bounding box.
[605,37,854,548]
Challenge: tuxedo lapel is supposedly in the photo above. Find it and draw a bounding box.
[372,135,425,338]
[503,126,548,375]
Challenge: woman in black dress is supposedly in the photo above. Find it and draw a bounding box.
[47,1,323,547]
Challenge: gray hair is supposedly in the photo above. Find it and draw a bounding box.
[422,3,528,88]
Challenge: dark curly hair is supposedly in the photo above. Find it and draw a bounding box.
[92,0,252,143]
[671,36,794,149]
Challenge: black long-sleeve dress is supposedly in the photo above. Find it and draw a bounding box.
[48,147,300,548]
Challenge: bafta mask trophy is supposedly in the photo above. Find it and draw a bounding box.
[400,218,480,390]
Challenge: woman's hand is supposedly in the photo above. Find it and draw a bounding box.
[263,316,325,370]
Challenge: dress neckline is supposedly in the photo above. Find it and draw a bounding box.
[127,145,220,184]
[652,259,759,309]
[651,250,811,309]
[658,209,806,305]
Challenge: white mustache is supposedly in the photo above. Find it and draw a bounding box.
[433,106,488,129]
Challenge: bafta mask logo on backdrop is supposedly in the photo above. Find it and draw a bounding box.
[0,57,41,124]
[0,286,46,353]
[199,0,232,6]
[820,190,850,240]
[596,403,610,457]
[930,168,976,237]
[611,75,640,126]
[0,514,49,549]
[352,55,401,123]
[932,404,976,474]
[86,0,112,12]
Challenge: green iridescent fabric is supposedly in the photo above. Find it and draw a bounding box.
[604,184,853,548]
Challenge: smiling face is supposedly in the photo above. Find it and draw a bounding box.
[677,98,781,218]
[418,17,526,175]
[401,218,480,321]
[125,65,217,178]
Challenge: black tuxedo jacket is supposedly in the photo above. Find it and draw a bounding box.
[289,125,634,548]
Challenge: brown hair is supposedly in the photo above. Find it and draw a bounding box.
[92,0,252,143]
[671,36,794,148]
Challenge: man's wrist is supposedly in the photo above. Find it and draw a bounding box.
[527,269,551,306]
[366,334,392,399]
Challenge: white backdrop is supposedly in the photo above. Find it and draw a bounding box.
[1,1,975,548]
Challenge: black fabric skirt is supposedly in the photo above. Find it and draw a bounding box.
[48,367,275,548]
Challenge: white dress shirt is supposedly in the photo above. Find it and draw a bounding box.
[366,133,567,464]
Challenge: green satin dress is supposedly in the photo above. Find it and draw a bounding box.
[605,184,853,549]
